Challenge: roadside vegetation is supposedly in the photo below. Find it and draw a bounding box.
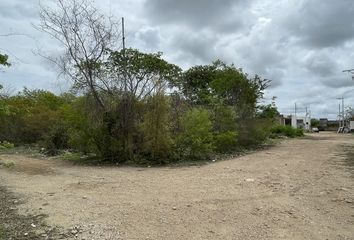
[0,64,285,165]
[270,125,304,138]
[0,0,303,166]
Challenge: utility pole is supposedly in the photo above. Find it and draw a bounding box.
[337,97,345,129]
[121,17,131,159]
[122,17,127,93]
[305,106,308,130]
[340,69,352,129]
[308,110,311,128]
[295,103,297,117]
[294,102,297,128]
[122,17,125,50]
[342,97,345,127]
[338,103,341,128]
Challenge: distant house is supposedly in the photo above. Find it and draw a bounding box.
[278,114,311,130]
[350,121,354,131]
[278,114,291,126]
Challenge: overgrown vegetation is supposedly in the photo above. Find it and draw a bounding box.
[271,125,304,138]
[0,141,14,149]
[0,0,303,165]
[0,62,284,165]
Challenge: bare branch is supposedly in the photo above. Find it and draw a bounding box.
[36,0,121,110]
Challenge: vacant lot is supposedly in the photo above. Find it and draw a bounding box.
[1,132,354,240]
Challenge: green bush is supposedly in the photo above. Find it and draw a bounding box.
[0,89,65,144]
[141,94,172,164]
[214,131,238,153]
[212,105,237,132]
[176,108,214,160]
[271,125,304,138]
[43,124,70,155]
[0,141,14,149]
[60,98,97,155]
[238,119,273,147]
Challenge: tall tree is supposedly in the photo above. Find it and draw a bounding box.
[105,48,181,161]
[176,60,270,116]
[0,53,10,98]
[37,0,120,110]
[107,48,181,99]
[141,93,172,163]
[0,54,10,67]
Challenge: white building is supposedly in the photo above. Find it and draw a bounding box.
[291,115,311,130]
[278,114,311,130]
[350,121,354,131]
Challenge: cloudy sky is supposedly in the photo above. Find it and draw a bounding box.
[1,0,354,118]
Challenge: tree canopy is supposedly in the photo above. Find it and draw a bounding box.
[0,54,10,67]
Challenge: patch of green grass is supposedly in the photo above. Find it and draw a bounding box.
[0,141,15,149]
[0,226,7,238]
[0,145,43,157]
[58,152,102,165]
[60,152,83,161]
[2,161,15,168]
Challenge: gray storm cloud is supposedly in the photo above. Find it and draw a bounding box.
[144,0,254,33]
[281,0,354,48]
[1,0,354,118]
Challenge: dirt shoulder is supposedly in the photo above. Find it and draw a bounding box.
[0,132,354,240]
[0,186,64,240]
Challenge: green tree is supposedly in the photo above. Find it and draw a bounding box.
[212,105,237,133]
[0,53,10,98]
[210,62,269,118]
[177,64,217,105]
[212,105,238,152]
[141,94,172,164]
[177,108,214,160]
[176,60,270,148]
[102,48,181,162]
[175,60,269,118]
[107,48,181,100]
[311,119,320,127]
[0,54,10,67]
[0,89,66,144]
[59,96,97,154]
[257,102,279,120]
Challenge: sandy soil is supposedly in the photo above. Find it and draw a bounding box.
[0,132,354,240]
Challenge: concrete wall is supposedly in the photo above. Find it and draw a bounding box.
[350,121,354,130]
[291,115,311,130]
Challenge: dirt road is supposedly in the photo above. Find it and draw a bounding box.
[1,132,354,240]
